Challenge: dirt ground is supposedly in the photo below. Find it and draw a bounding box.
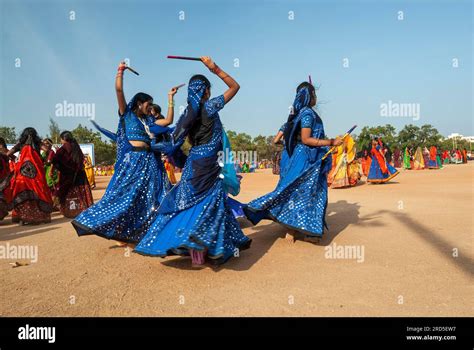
[0,163,472,316]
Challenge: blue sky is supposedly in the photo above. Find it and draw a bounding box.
[1,0,472,139]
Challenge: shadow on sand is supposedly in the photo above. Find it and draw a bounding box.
[160,200,369,272]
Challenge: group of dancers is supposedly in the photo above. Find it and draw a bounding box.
[402,146,468,170]
[1,57,468,267]
[70,57,348,266]
[0,130,94,224]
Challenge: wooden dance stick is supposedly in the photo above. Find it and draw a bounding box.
[167,55,202,61]
[125,66,139,75]
[322,125,357,160]
[173,83,186,90]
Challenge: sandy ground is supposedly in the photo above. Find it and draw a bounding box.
[0,163,472,317]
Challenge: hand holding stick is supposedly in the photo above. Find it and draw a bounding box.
[322,125,357,160]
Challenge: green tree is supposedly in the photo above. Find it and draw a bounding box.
[70,124,117,165]
[397,124,421,150]
[253,135,268,160]
[0,126,17,143]
[356,124,397,151]
[47,118,61,144]
[417,124,443,147]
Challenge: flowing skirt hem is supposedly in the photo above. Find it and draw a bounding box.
[367,170,400,183]
[71,220,141,244]
[135,238,252,263]
[243,206,324,237]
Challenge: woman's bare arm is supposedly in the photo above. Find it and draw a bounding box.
[301,128,342,147]
[116,62,127,116]
[201,56,240,104]
[155,86,179,127]
[273,130,284,144]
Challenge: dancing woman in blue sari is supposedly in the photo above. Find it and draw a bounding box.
[244,82,342,242]
[72,62,178,244]
[135,57,251,266]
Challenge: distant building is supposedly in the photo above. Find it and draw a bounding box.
[446,133,474,142]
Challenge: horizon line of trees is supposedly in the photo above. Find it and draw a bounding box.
[1,121,472,165]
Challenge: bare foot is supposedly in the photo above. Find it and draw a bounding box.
[285,231,297,243]
[115,241,128,247]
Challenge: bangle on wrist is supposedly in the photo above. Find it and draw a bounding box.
[210,65,221,75]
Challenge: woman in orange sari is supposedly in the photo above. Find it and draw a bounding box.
[427,146,439,169]
[360,149,372,177]
[462,148,468,163]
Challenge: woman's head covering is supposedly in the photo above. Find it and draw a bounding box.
[283,84,313,156]
[172,78,208,146]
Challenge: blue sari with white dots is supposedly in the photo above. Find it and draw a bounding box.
[72,103,171,243]
[244,98,332,237]
[135,91,250,263]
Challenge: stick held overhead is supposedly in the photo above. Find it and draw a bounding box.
[167,55,201,61]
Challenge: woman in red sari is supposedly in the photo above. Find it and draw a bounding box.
[7,128,52,224]
[0,138,13,220]
[441,150,450,164]
[48,131,93,218]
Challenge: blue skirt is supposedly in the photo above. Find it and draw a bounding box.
[72,149,170,243]
[367,157,399,183]
[244,144,331,237]
[427,159,439,169]
[135,180,250,263]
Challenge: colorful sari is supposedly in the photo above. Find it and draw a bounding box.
[422,147,430,168]
[427,146,439,169]
[72,98,171,243]
[361,152,372,176]
[164,159,177,184]
[51,143,93,218]
[135,79,250,264]
[403,148,412,170]
[413,147,425,170]
[11,144,52,224]
[436,154,443,169]
[452,150,463,164]
[442,150,450,164]
[367,144,399,183]
[393,148,402,168]
[327,135,360,188]
[462,149,468,163]
[243,86,332,237]
[84,154,96,188]
[41,149,60,210]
